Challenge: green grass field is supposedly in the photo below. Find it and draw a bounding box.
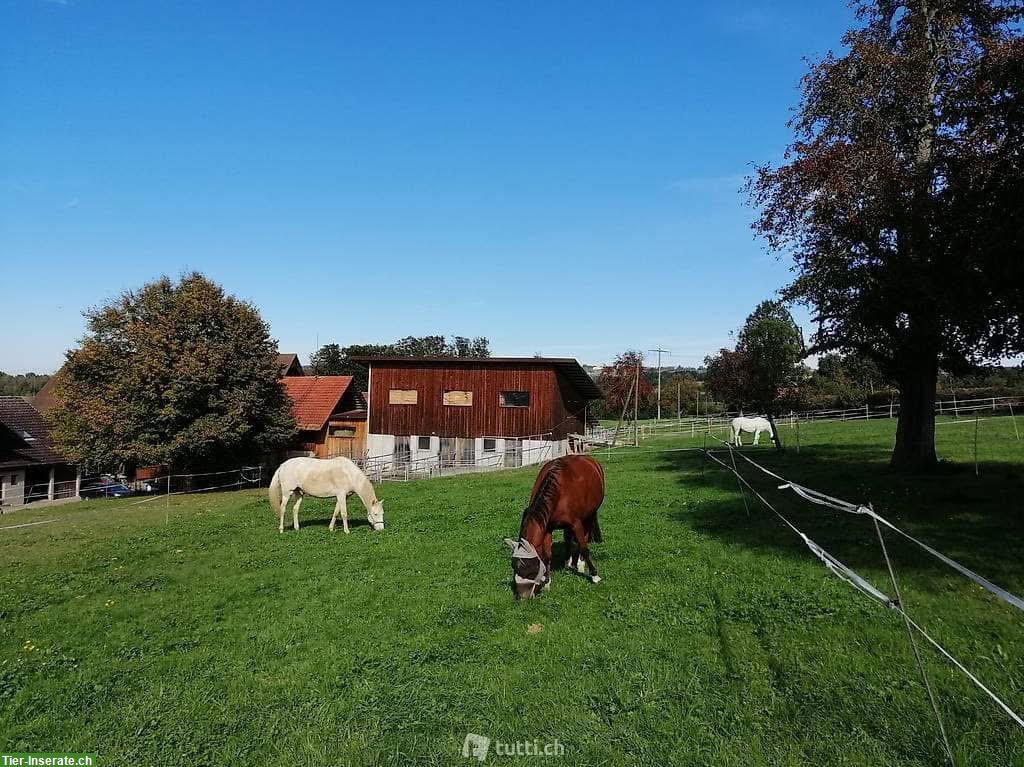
[1,417,1022,766]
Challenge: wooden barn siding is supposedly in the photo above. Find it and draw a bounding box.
[368,363,587,439]
[298,418,367,458]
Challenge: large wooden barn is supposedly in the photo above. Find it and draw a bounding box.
[352,356,601,467]
[280,376,367,459]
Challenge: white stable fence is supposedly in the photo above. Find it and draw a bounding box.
[347,437,576,484]
[622,396,1024,440]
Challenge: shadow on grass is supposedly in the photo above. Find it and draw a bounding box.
[292,515,372,529]
[656,444,1024,590]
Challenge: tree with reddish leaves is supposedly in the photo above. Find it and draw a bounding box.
[749,1,1024,469]
[704,348,751,413]
[597,351,654,420]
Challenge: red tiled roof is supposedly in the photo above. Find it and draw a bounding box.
[32,375,60,414]
[280,376,356,431]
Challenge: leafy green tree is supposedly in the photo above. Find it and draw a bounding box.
[749,0,1024,468]
[738,301,805,438]
[308,335,491,390]
[659,373,700,417]
[49,273,295,472]
[0,372,51,397]
[705,301,804,448]
[308,343,346,376]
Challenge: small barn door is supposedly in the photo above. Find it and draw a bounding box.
[456,438,475,465]
[394,436,411,466]
[439,438,456,467]
[504,439,522,468]
[326,425,357,459]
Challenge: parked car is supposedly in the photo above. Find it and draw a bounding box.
[80,476,136,499]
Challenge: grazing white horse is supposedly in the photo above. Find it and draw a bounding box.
[268,456,385,534]
[730,416,776,446]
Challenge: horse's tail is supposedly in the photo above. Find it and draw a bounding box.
[589,514,603,544]
[268,467,283,516]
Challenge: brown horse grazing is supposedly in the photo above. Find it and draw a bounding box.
[503,454,605,600]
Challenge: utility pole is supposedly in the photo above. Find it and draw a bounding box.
[648,347,670,421]
[633,360,641,447]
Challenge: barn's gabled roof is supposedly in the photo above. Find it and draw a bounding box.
[277,354,304,377]
[0,397,69,470]
[281,376,363,431]
[349,356,602,399]
[31,375,60,414]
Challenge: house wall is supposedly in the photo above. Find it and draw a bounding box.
[0,469,26,509]
[297,418,367,459]
[366,362,588,440]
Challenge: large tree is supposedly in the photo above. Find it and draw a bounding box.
[749,0,1024,468]
[596,351,654,420]
[659,373,701,417]
[705,301,805,447]
[737,301,805,446]
[49,273,295,471]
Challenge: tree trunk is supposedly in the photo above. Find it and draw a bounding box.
[890,360,938,470]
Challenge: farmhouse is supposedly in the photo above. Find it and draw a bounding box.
[353,356,601,467]
[280,376,367,459]
[0,397,78,511]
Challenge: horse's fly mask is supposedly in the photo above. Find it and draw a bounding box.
[506,537,548,589]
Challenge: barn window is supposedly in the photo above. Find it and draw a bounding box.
[417,436,431,450]
[389,389,418,405]
[499,391,530,408]
[443,390,473,406]
[330,426,356,438]
[483,438,497,453]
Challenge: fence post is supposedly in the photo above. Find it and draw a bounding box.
[865,403,870,421]
[974,411,980,477]
[1010,402,1021,441]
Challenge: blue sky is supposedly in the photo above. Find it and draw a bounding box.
[2,1,857,374]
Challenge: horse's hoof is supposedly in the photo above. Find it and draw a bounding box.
[575,560,587,574]
[590,575,602,584]
[543,581,551,591]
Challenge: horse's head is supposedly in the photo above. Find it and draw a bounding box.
[368,500,385,531]
[503,537,547,600]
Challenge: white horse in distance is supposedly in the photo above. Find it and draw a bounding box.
[730,416,776,446]
[269,456,385,533]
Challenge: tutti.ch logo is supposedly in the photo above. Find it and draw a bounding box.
[462,732,565,761]
[462,733,491,762]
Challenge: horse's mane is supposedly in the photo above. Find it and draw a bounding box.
[518,464,563,535]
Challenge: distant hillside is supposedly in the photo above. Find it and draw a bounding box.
[0,372,51,397]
